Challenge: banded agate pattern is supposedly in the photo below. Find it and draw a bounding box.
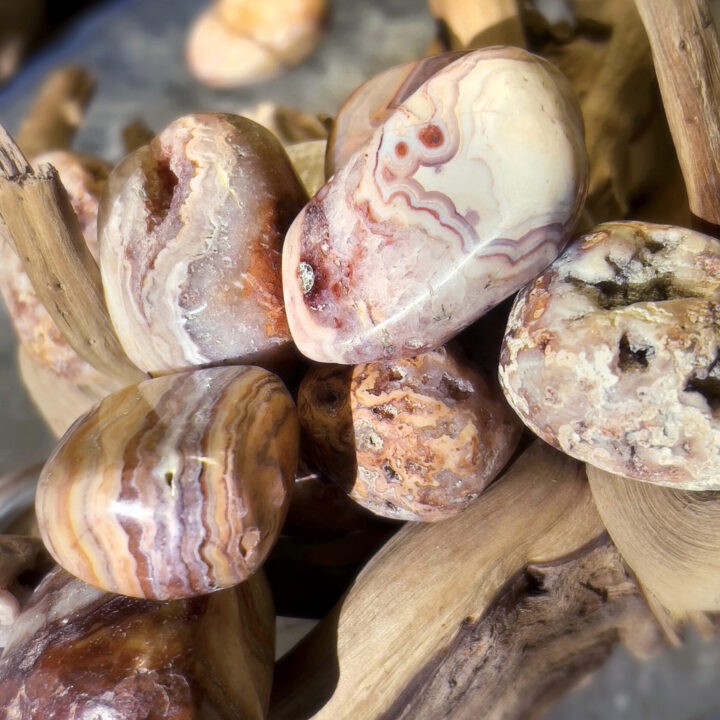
[99,113,308,376]
[36,366,299,600]
[283,47,588,364]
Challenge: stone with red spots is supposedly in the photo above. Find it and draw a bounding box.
[283,47,588,364]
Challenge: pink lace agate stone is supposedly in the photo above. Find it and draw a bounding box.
[283,47,588,364]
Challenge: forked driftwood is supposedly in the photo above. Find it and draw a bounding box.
[270,443,664,720]
[0,128,144,385]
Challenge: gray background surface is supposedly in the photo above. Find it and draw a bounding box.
[0,1,718,717]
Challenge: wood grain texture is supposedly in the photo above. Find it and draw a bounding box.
[378,538,662,720]
[0,151,117,389]
[18,345,120,437]
[428,0,525,49]
[270,441,606,719]
[588,464,720,616]
[634,0,720,225]
[0,126,144,386]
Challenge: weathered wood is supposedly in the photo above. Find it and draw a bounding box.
[17,345,121,437]
[588,465,720,618]
[379,539,662,720]
[634,0,720,226]
[270,442,611,719]
[121,118,155,154]
[573,0,655,221]
[16,66,95,159]
[0,0,44,85]
[0,127,145,386]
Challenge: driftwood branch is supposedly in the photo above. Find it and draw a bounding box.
[0,127,144,386]
[634,0,720,226]
[588,465,720,619]
[16,66,95,159]
[379,538,661,720]
[270,443,664,719]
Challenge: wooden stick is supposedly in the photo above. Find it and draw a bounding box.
[16,66,95,159]
[634,0,720,226]
[375,539,661,720]
[428,0,525,49]
[0,127,145,386]
[270,443,661,719]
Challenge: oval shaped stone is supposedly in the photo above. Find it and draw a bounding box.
[500,221,720,489]
[283,47,588,364]
[99,113,308,375]
[0,567,275,718]
[36,366,299,599]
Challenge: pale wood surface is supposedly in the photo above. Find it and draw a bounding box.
[271,442,609,719]
[588,465,720,617]
[0,127,144,386]
[16,66,95,160]
[428,0,525,48]
[635,0,720,225]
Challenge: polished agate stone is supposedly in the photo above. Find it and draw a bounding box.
[0,567,275,719]
[0,151,112,385]
[283,47,588,364]
[298,346,523,521]
[500,221,720,489]
[0,535,47,649]
[325,51,465,176]
[36,366,299,599]
[99,113,308,375]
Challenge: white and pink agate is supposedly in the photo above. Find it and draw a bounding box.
[500,221,720,490]
[99,113,307,376]
[282,47,588,364]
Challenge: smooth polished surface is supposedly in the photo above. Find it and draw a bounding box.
[325,51,465,176]
[36,365,299,599]
[500,221,720,489]
[283,47,588,364]
[100,113,307,375]
[0,567,276,719]
[1,0,720,716]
